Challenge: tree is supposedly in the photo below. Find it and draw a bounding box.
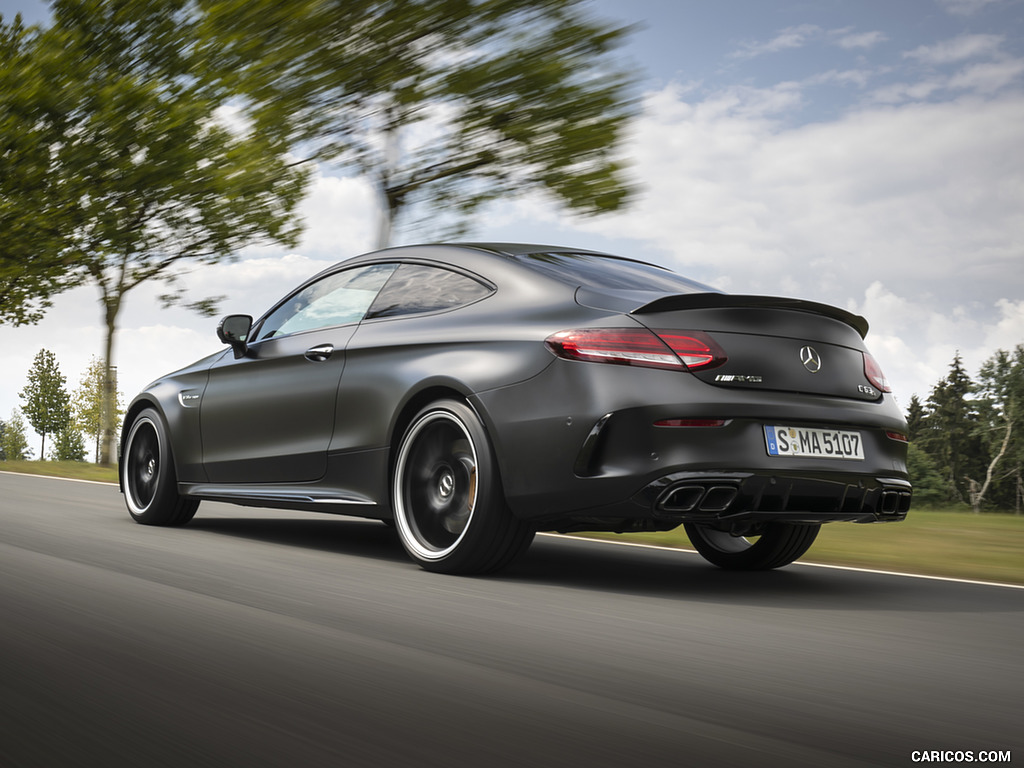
[920,352,985,503]
[1,409,31,461]
[906,443,948,507]
[200,0,637,246]
[20,349,71,459]
[0,1,309,464]
[968,345,1024,513]
[53,426,87,461]
[0,14,82,325]
[73,356,124,463]
[905,394,927,443]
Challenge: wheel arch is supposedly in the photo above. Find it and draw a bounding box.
[119,397,164,492]
[385,384,486,493]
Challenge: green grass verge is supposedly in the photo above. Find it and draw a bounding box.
[574,508,1024,585]
[1,460,119,484]
[3,461,1021,585]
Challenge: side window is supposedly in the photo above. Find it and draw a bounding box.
[255,263,397,341]
[365,264,492,320]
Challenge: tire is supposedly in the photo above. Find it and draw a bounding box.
[392,399,534,574]
[683,521,820,570]
[122,408,199,526]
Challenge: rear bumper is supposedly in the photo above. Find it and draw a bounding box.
[473,358,912,530]
[638,470,911,528]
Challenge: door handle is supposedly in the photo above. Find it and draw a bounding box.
[304,344,334,362]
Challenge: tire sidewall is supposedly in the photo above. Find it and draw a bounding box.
[392,399,502,570]
[122,408,175,523]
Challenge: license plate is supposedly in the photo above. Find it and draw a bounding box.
[764,425,864,460]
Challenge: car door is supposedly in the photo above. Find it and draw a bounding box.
[200,262,397,484]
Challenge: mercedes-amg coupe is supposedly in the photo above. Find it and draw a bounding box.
[120,243,912,574]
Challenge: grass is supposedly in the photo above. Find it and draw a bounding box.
[1,460,118,484]
[3,460,1022,585]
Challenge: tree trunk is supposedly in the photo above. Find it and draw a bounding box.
[374,107,400,250]
[375,192,393,250]
[968,418,1013,514]
[98,296,120,467]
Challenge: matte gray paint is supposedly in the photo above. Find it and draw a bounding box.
[120,243,911,532]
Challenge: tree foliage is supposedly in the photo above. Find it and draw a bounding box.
[909,347,1024,512]
[73,356,124,463]
[0,15,82,324]
[19,349,71,459]
[1,409,31,461]
[968,345,1024,512]
[0,1,310,463]
[53,425,87,462]
[200,0,637,245]
[918,353,984,503]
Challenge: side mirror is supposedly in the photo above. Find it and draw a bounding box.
[217,314,253,359]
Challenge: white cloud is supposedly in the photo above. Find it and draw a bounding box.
[948,57,1024,92]
[836,31,888,50]
[904,33,1004,64]
[294,170,378,259]
[731,25,822,60]
[936,0,1006,16]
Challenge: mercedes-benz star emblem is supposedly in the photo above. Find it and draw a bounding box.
[800,345,822,373]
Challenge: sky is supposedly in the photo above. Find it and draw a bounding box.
[1,0,1023,455]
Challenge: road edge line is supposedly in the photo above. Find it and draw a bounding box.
[0,469,118,487]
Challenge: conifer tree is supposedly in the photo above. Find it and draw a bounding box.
[921,353,984,503]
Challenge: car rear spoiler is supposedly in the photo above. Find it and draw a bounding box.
[629,294,870,338]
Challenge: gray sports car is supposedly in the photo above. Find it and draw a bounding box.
[120,243,912,574]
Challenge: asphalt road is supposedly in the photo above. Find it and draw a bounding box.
[1,471,1020,768]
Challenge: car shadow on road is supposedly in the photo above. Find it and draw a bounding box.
[184,513,1018,614]
[188,513,409,564]
[504,534,1020,613]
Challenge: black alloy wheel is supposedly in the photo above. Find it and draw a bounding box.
[684,521,820,570]
[392,399,533,574]
[122,408,198,526]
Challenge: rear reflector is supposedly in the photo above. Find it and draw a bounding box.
[654,419,728,427]
[546,328,726,372]
[886,431,909,442]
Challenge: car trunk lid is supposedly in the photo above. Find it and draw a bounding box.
[619,292,879,402]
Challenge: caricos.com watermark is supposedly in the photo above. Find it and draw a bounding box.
[911,751,1012,763]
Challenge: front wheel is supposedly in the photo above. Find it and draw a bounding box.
[122,408,198,526]
[684,522,819,570]
[392,400,533,574]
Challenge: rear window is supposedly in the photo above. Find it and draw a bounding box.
[511,252,718,293]
[365,263,493,319]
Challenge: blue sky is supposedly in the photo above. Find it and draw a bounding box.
[2,0,1023,450]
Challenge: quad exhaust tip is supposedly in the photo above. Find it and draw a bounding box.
[880,489,912,515]
[657,484,738,514]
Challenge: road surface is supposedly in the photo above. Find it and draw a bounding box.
[1,472,1020,767]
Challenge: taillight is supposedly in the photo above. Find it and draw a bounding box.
[657,331,727,369]
[863,352,892,393]
[545,328,726,371]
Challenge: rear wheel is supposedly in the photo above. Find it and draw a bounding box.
[392,400,533,574]
[122,408,198,526]
[684,522,819,570]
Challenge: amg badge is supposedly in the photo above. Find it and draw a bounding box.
[715,374,763,383]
